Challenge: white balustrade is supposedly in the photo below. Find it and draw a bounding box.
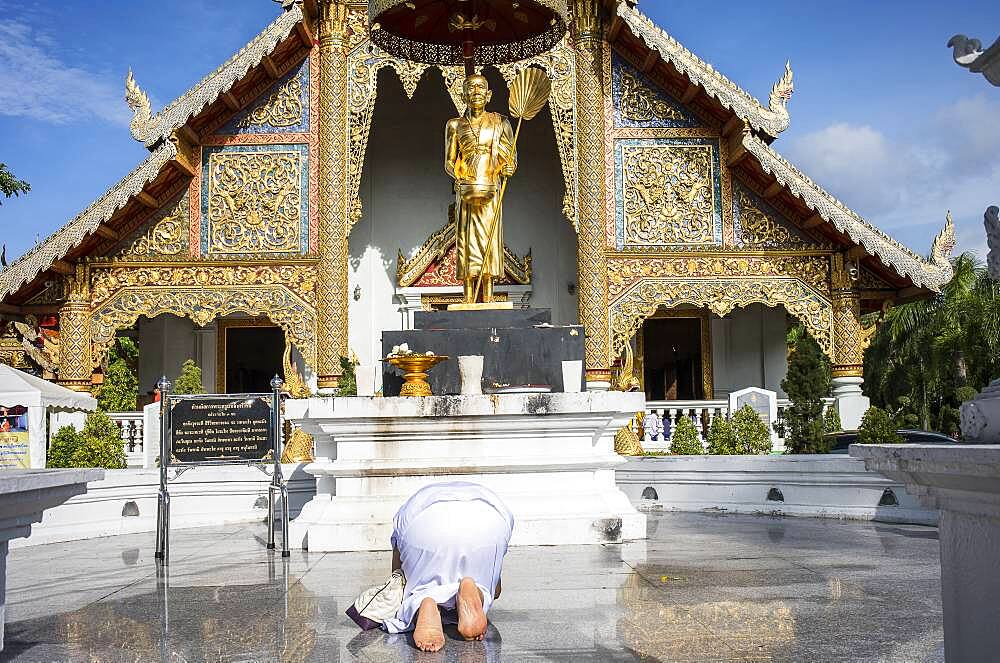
[108,412,145,467]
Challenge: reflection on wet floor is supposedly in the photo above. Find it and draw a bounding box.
[3,511,945,662]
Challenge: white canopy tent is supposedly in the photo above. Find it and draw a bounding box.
[0,365,97,469]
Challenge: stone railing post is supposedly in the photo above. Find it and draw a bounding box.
[315,0,350,393]
[572,0,611,389]
[831,254,869,429]
[57,264,93,393]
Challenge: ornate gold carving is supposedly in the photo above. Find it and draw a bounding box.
[0,329,30,370]
[574,3,611,379]
[611,278,834,361]
[58,264,93,391]
[621,144,715,246]
[281,427,315,463]
[282,340,311,398]
[607,255,830,300]
[237,73,303,128]
[831,254,863,377]
[122,196,187,258]
[735,188,811,249]
[317,0,351,389]
[619,67,685,124]
[420,293,509,310]
[206,151,302,255]
[614,422,644,455]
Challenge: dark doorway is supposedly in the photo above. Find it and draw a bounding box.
[224,326,284,393]
[642,317,704,401]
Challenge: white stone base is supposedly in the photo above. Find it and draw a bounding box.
[851,444,1000,662]
[289,393,647,551]
[833,376,869,430]
[960,378,1000,443]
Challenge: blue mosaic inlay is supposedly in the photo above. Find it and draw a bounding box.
[614,138,723,250]
[218,58,309,135]
[612,54,699,129]
[200,143,310,256]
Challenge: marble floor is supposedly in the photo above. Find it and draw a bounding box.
[2,510,943,662]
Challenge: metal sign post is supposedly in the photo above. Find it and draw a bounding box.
[155,376,171,563]
[267,375,290,557]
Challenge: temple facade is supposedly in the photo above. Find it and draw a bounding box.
[0,0,954,424]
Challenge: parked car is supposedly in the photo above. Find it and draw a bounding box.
[825,429,958,453]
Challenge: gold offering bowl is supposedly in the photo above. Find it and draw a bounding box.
[383,354,449,397]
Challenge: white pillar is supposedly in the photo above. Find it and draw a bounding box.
[833,376,869,430]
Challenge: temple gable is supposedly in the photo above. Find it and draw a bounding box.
[611,55,701,129]
[732,183,825,250]
[217,58,311,136]
[110,190,190,259]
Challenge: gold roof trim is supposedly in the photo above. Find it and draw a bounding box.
[616,3,793,138]
[741,133,954,291]
[129,4,304,147]
[0,142,177,300]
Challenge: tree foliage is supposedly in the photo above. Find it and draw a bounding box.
[0,163,30,204]
[669,416,703,455]
[172,359,204,394]
[46,412,126,469]
[823,406,843,434]
[706,415,737,455]
[782,331,831,453]
[96,337,138,412]
[865,253,1000,436]
[732,404,773,455]
[858,406,905,445]
[339,355,357,396]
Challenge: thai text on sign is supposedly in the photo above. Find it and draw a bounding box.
[169,396,273,464]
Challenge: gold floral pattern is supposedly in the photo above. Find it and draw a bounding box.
[237,73,303,129]
[735,189,810,249]
[206,151,301,255]
[621,144,715,245]
[618,67,685,124]
[122,196,187,257]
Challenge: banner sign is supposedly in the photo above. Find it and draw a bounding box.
[0,405,30,469]
[169,395,273,464]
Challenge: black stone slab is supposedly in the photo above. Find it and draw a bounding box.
[414,308,551,330]
[168,395,273,464]
[382,324,584,396]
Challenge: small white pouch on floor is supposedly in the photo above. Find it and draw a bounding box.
[346,569,406,630]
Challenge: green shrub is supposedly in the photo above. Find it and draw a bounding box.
[338,355,357,396]
[858,406,904,445]
[172,359,204,395]
[47,425,81,468]
[96,337,138,412]
[782,332,831,453]
[732,404,773,454]
[706,415,738,455]
[823,406,843,434]
[46,411,126,469]
[670,416,704,455]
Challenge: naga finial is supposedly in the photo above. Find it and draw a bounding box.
[930,210,957,266]
[125,69,154,143]
[768,60,794,112]
[947,34,1000,86]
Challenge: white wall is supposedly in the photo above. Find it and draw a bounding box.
[137,315,199,396]
[348,68,578,383]
[711,304,789,399]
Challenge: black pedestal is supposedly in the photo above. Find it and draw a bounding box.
[381,309,584,396]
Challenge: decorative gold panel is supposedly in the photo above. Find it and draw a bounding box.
[734,188,814,249]
[121,195,187,258]
[620,144,715,246]
[206,151,302,255]
[237,72,303,129]
[610,277,834,361]
[618,67,686,124]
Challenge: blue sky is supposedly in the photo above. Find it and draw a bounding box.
[1,0,998,263]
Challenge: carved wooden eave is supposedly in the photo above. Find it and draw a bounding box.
[129,3,307,148]
[396,219,532,288]
[739,134,954,292]
[608,2,793,139]
[0,141,178,301]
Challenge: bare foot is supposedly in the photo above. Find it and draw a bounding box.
[457,577,488,641]
[414,597,445,652]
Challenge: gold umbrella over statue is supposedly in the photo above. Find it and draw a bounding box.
[369,1,564,305]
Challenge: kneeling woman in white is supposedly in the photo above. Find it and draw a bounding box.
[383,481,514,652]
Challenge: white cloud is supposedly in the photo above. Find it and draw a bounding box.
[785,97,1000,260]
[0,19,130,126]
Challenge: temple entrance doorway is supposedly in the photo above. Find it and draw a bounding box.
[217,319,283,394]
[639,310,711,401]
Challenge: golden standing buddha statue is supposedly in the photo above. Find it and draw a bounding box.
[445,75,517,304]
